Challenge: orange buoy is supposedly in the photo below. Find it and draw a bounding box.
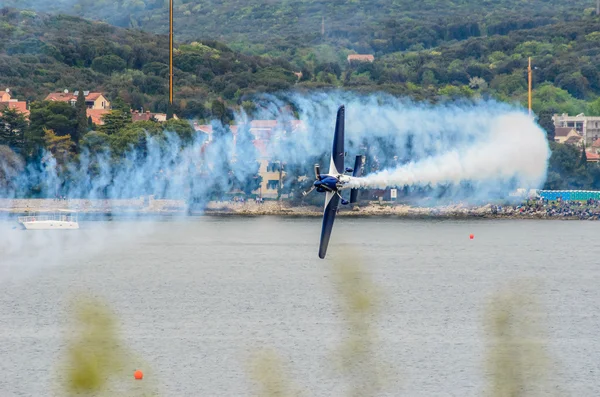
[134,370,143,380]
[469,234,474,240]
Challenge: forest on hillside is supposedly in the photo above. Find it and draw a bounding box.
[4,6,600,119]
[4,2,600,196]
[0,8,299,119]
[3,0,596,52]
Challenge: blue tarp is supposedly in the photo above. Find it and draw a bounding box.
[538,190,600,201]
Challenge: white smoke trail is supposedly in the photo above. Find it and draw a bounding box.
[1,91,551,206]
[249,91,551,202]
[345,112,550,192]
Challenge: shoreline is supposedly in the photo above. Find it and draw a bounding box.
[0,198,593,221]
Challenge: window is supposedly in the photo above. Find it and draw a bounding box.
[267,180,279,190]
[267,162,281,172]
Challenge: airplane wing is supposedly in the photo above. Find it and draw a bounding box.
[318,190,340,259]
[319,105,345,259]
[328,105,345,175]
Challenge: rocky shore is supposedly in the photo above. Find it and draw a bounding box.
[1,198,599,220]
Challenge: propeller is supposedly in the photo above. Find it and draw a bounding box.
[303,164,322,197]
[302,186,316,196]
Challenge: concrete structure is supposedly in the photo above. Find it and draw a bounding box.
[553,113,600,146]
[45,90,111,110]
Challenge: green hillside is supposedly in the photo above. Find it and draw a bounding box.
[0,8,297,118]
[3,2,600,117]
[3,0,595,53]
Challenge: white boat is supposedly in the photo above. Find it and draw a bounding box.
[17,210,79,230]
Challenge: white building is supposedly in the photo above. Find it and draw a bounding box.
[553,113,600,146]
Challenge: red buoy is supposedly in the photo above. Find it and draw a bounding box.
[134,370,143,380]
[469,234,474,240]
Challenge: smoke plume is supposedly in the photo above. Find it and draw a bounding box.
[1,91,550,205]
[345,112,549,195]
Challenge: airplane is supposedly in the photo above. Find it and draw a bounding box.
[302,105,364,259]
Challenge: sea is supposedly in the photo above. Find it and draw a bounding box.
[0,216,598,396]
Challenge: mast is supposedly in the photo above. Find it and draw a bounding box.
[168,0,174,119]
[528,57,532,116]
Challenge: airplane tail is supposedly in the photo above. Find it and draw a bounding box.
[350,155,365,204]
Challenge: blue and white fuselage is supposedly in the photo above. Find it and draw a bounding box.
[313,174,356,197]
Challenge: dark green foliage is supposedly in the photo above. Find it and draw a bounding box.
[74,88,87,148]
[537,108,556,142]
[0,107,28,153]
[91,55,126,75]
[0,9,298,120]
[29,101,77,138]
[99,110,131,135]
[542,142,600,190]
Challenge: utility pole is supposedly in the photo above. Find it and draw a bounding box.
[167,0,174,120]
[528,57,532,117]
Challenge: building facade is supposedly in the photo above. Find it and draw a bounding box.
[45,91,111,110]
[553,113,600,146]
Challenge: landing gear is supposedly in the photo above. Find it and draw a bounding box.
[336,191,349,205]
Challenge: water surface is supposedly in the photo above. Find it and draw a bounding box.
[0,217,598,396]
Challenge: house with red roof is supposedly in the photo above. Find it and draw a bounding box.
[45,90,111,110]
[0,89,29,118]
[586,151,600,162]
[87,109,110,126]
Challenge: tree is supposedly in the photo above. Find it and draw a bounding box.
[99,110,132,135]
[580,146,588,168]
[91,55,127,75]
[537,107,557,142]
[81,131,110,154]
[588,97,600,116]
[0,107,28,153]
[43,128,74,166]
[110,96,131,113]
[210,99,230,124]
[74,89,87,149]
[29,101,77,138]
[0,145,24,196]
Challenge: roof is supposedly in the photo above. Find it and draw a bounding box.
[193,124,238,134]
[592,138,600,148]
[0,101,29,116]
[87,109,110,125]
[85,93,104,101]
[565,135,582,144]
[347,54,375,62]
[554,127,577,137]
[194,124,212,134]
[250,120,278,128]
[45,92,106,102]
[586,151,600,161]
